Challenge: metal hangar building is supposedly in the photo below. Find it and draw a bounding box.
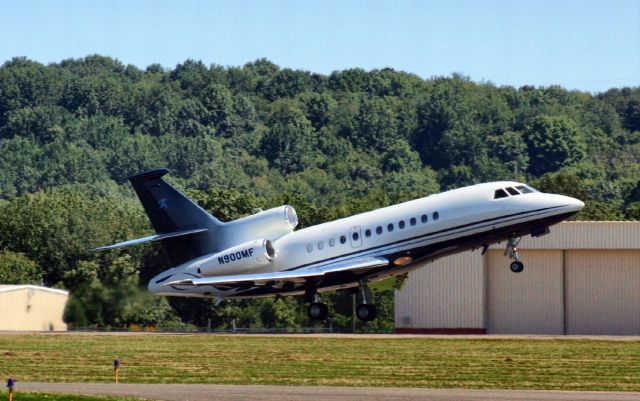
[394,222,640,335]
[0,285,69,331]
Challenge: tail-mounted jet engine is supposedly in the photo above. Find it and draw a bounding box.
[227,205,298,243]
[186,239,276,276]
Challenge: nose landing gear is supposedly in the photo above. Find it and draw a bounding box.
[505,236,524,273]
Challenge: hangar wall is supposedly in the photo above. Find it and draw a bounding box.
[395,252,484,333]
[395,222,640,335]
[0,285,69,331]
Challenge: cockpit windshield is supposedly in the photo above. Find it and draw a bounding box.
[494,189,508,199]
[493,184,538,199]
[516,185,535,194]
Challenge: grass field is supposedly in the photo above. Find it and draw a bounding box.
[0,392,143,401]
[0,333,638,391]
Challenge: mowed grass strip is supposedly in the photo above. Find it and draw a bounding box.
[0,334,638,391]
[0,392,147,401]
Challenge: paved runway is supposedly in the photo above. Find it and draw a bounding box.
[18,382,640,401]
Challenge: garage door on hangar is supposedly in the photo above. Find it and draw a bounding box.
[565,250,640,335]
[486,249,640,335]
[486,250,564,335]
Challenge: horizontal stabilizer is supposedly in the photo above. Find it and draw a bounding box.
[93,228,208,251]
[165,256,389,287]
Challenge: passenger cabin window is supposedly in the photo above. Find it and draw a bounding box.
[421,214,428,223]
[365,229,371,237]
[387,223,394,232]
[376,226,383,235]
[399,220,405,229]
[340,235,347,244]
[433,211,439,220]
[516,185,534,194]
[352,232,359,241]
[506,187,520,196]
[329,238,335,247]
[306,244,313,253]
[317,241,324,250]
[410,217,417,226]
[494,189,509,199]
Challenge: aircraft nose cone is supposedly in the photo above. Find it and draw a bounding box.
[561,195,585,212]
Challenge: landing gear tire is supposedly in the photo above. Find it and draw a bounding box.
[356,304,377,321]
[510,261,524,273]
[505,236,524,273]
[308,302,328,321]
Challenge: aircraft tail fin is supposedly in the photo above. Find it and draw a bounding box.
[127,168,224,264]
[129,168,223,232]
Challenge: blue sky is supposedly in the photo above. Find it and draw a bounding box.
[0,0,638,92]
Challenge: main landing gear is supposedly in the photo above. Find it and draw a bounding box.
[356,280,376,322]
[505,236,524,273]
[305,281,378,322]
[308,299,329,321]
[305,286,329,321]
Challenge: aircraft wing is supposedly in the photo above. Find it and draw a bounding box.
[165,256,389,287]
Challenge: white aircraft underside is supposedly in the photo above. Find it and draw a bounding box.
[96,169,584,321]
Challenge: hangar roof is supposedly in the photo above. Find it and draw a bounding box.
[0,285,69,296]
[508,221,640,250]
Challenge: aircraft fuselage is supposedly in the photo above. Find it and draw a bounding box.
[148,181,584,298]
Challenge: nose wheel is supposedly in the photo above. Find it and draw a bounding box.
[510,261,524,273]
[505,236,524,273]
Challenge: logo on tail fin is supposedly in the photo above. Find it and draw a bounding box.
[158,198,169,210]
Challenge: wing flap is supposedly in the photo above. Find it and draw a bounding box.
[165,256,389,287]
[93,228,208,251]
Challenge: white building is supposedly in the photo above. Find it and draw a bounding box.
[395,222,640,335]
[0,285,69,331]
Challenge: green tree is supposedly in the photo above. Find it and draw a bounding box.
[487,131,530,176]
[106,133,164,183]
[260,100,317,174]
[0,250,41,284]
[524,116,586,176]
[201,83,234,135]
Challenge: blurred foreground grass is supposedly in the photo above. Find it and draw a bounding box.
[0,392,145,401]
[0,333,638,391]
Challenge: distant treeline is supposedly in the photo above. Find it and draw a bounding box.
[0,55,638,329]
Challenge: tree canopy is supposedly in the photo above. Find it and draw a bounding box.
[0,55,637,330]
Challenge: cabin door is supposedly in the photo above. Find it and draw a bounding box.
[349,226,362,248]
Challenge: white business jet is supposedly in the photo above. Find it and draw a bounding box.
[96,169,584,321]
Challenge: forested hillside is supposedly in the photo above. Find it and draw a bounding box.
[0,55,638,330]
